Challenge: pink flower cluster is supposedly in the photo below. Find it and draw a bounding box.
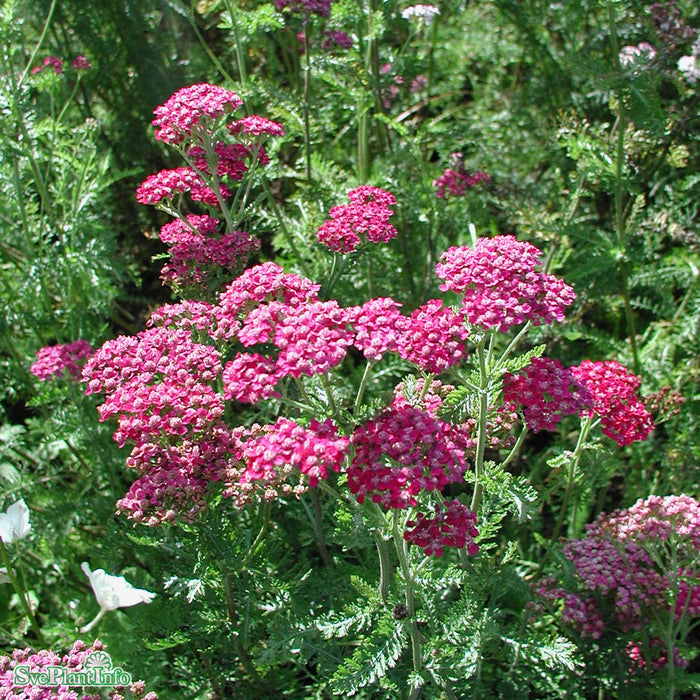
[235,417,348,494]
[0,639,157,699]
[157,215,260,292]
[228,116,285,138]
[152,83,243,144]
[275,0,333,17]
[538,495,700,652]
[322,31,353,51]
[396,299,469,374]
[317,186,397,254]
[434,168,491,199]
[31,340,94,381]
[435,235,576,332]
[348,405,467,509]
[404,499,479,557]
[136,167,230,207]
[572,360,654,446]
[31,55,64,75]
[503,357,592,433]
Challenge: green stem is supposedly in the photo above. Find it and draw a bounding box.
[608,1,640,376]
[19,0,58,86]
[392,510,422,687]
[311,489,332,567]
[353,360,375,416]
[470,340,490,515]
[0,541,45,645]
[303,25,312,182]
[374,531,391,601]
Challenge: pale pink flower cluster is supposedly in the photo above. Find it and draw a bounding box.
[317,186,397,254]
[503,357,592,433]
[348,405,467,509]
[572,360,653,446]
[158,215,260,292]
[619,42,657,69]
[152,83,243,144]
[0,640,157,699]
[404,499,479,557]
[436,235,576,332]
[538,495,700,653]
[31,340,94,381]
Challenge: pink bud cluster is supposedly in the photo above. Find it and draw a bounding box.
[404,499,479,557]
[136,167,230,207]
[31,55,64,75]
[537,495,700,654]
[321,30,353,51]
[0,639,157,699]
[433,168,491,199]
[503,357,592,433]
[317,186,397,254]
[157,215,260,292]
[572,360,654,446]
[436,236,576,332]
[31,340,94,381]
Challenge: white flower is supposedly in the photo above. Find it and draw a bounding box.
[0,567,10,584]
[678,54,700,84]
[619,42,656,68]
[0,499,31,544]
[401,4,440,26]
[80,562,155,633]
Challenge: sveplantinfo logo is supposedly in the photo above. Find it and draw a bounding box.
[13,650,132,688]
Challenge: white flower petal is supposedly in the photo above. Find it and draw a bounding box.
[82,561,155,613]
[0,499,31,543]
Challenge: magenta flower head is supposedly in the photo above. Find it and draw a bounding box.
[30,340,94,381]
[503,357,592,433]
[71,55,91,70]
[571,360,654,446]
[275,0,333,17]
[435,235,576,332]
[404,499,479,557]
[31,55,63,75]
[152,83,243,144]
[317,186,397,254]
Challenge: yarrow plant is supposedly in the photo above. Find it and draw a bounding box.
[538,495,700,680]
[31,340,95,382]
[62,80,667,697]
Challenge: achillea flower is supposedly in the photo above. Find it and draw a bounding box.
[275,0,333,17]
[321,30,353,51]
[71,55,91,70]
[349,297,409,361]
[396,299,469,374]
[152,83,243,144]
[146,301,217,335]
[31,340,94,381]
[537,495,700,647]
[317,186,397,254]
[503,357,592,433]
[401,4,441,25]
[404,499,479,557]
[571,360,653,446]
[227,116,285,137]
[433,168,490,199]
[31,55,63,75]
[435,236,576,332]
[188,143,250,181]
[619,42,657,68]
[348,406,467,509]
[135,167,231,207]
[214,262,320,340]
[237,417,348,491]
[157,215,259,291]
[222,353,280,404]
